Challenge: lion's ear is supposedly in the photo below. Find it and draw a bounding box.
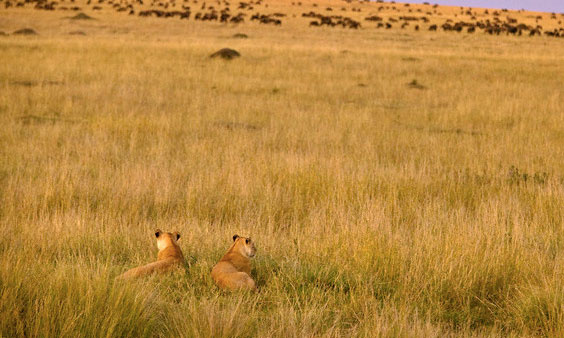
[155,229,162,238]
[173,232,181,241]
[232,234,239,242]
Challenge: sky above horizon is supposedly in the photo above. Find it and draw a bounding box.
[404,1,564,13]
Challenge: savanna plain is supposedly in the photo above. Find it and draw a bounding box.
[1,0,564,336]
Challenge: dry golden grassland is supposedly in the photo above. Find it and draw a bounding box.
[1,0,564,336]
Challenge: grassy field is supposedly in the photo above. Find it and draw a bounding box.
[1,0,564,336]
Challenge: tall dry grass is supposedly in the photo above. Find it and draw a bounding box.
[1,2,564,336]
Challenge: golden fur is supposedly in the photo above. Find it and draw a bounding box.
[211,234,257,291]
[117,229,185,279]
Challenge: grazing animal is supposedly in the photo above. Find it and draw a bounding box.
[117,229,185,279]
[210,48,240,59]
[211,234,257,291]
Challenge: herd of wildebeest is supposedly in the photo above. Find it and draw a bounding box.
[2,0,564,38]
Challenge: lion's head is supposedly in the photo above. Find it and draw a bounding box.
[232,234,256,258]
[155,229,181,251]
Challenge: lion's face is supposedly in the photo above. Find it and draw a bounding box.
[233,234,256,258]
[155,229,180,251]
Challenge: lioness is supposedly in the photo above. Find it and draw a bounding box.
[211,234,257,291]
[117,229,185,279]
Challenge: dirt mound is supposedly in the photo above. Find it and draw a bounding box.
[13,28,38,35]
[69,13,95,20]
[210,48,241,60]
[69,31,87,35]
[214,121,259,131]
[10,80,64,87]
[232,33,248,38]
